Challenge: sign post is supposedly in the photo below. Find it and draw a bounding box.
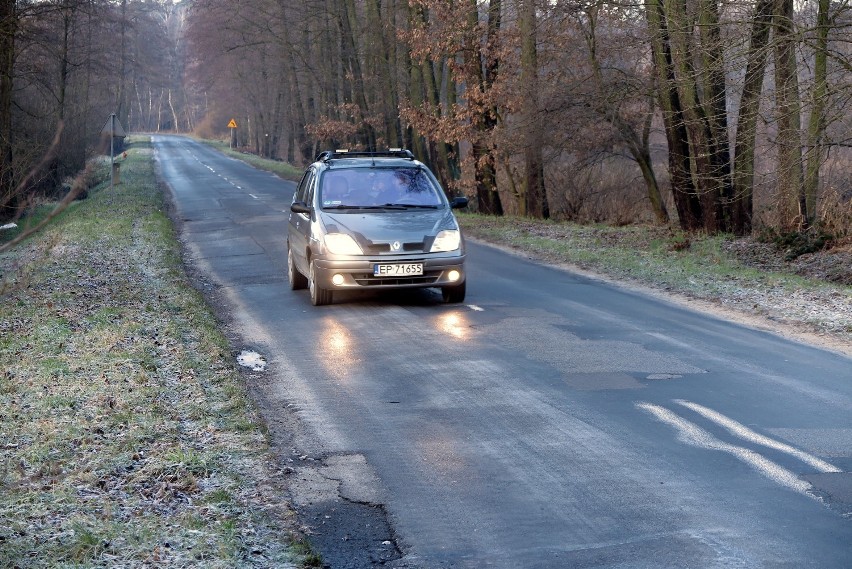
[101,114,127,190]
[228,118,238,149]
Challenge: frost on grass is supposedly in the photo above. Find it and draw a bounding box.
[460,216,852,346]
[0,155,299,568]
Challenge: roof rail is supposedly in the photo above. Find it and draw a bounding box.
[316,149,415,162]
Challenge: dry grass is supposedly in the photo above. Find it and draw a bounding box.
[0,139,304,568]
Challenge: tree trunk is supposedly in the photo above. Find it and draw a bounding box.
[803,0,829,227]
[278,2,311,163]
[664,0,720,232]
[47,3,73,194]
[732,0,773,235]
[117,0,128,126]
[518,0,549,219]
[645,0,703,230]
[623,114,668,224]
[467,0,503,215]
[697,0,733,231]
[406,1,429,161]
[367,0,400,149]
[773,0,805,231]
[0,0,15,220]
[269,84,285,160]
[340,0,375,148]
[443,62,461,182]
[422,57,454,188]
[168,89,180,133]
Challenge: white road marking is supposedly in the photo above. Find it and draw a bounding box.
[249,194,259,199]
[645,331,694,350]
[675,399,841,473]
[636,402,817,499]
[467,304,484,312]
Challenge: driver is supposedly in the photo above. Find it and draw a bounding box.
[323,175,349,204]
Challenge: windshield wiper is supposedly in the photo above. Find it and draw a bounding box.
[323,204,378,210]
[381,203,440,209]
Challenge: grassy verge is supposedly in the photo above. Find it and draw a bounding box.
[200,139,303,181]
[0,138,313,568]
[457,214,852,342]
[458,215,766,292]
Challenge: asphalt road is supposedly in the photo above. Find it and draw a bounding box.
[154,135,852,568]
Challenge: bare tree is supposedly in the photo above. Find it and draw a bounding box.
[401,0,507,208]
[731,0,773,235]
[0,0,16,221]
[555,0,669,223]
[517,0,549,219]
[464,0,505,215]
[773,0,806,232]
[803,0,830,228]
[645,0,704,230]
[173,0,852,234]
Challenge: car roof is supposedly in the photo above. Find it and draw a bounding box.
[313,149,424,171]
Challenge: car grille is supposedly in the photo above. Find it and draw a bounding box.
[364,242,426,254]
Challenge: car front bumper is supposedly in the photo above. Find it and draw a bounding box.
[312,253,466,290]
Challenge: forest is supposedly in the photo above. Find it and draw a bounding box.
[1,0,851,238]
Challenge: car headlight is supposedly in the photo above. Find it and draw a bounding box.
[430,230,460,252]
[324,233,363,255]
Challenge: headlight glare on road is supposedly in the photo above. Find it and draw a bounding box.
[431,230,460,252]
[324,233,363,255]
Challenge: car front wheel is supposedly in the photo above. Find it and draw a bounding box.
[441,281,466,303]
[288,247,308,290]
[309,260,333,306]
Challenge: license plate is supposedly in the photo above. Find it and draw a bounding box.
[373,263,424,276]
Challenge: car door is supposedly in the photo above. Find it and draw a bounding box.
[288,168,316,275]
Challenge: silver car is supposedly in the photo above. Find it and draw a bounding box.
[287,150,469,306]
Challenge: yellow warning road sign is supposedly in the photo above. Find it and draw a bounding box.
[227,118,238,128]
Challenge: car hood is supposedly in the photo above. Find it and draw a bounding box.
[319,209,459,247]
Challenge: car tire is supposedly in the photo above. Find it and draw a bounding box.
[309,260,333,306]
[288,247,308,290]
[441,281,466,303]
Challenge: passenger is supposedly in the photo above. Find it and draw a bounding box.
[372,174,406,204]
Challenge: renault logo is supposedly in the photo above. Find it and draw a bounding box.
[391,241,401,251]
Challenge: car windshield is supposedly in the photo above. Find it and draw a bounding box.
[320,167,444,209]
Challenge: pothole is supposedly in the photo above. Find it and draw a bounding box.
[646,373,683,380]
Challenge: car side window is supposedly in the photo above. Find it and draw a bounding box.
[304,171,316,206]
[296,169,315,203]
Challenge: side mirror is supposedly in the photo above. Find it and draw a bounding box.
[290,201,311,214]
[450,196,469,209]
